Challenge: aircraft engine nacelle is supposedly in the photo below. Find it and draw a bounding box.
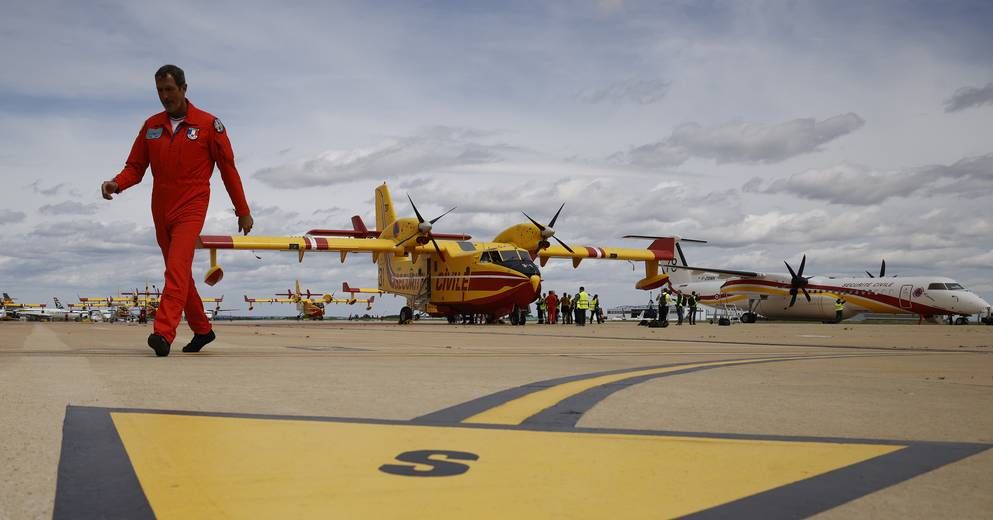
[492,223,543,255]
[634,259,673,291]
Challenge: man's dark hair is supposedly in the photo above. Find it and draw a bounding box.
[155,64,186,87]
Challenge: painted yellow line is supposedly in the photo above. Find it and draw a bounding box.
[462,356,826,425]
[111,412,902,519]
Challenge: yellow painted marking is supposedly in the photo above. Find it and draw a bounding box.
[112,412,901,519]
[463,356,823,425]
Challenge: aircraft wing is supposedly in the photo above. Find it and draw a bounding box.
[198,235,408,255]
[672,265,762,278]
[244,298,296,304]
[537,243,674,266]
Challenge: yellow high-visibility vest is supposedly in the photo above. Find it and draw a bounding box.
[834,301,845,312]
[576,291,591,309]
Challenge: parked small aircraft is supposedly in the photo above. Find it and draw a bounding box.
[199,183,679,324]
[19,297,83,321]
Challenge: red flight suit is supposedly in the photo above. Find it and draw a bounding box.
[545,293,558,324]
[114,101,250,344]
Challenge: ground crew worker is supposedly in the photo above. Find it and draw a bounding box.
[834,297,846,323]
[575,286,590,326]
[536,293,546,324]
[545,290,558,324]
[659,289,673,324]
[562,293,572,325]
[688,292,698,325]
[591,294,601,324]
[675,292,685,325]
[101,64,253,357]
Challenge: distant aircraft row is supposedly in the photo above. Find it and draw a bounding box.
[194,183,991,325]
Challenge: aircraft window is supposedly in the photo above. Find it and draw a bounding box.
[927,283,947,290]
[480,252,492,263]
[499,250,520,262]
[946,283,965,290]
[457,241,476,252]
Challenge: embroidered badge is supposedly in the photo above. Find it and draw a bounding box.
[187,127,200,141]
[145,127,163,139]
[213,118,225,134]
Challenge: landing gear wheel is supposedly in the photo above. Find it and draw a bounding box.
[509,311,519,325]
[399,306,413,324]
[741,312,757,324]
[447,314,458,324]
[955,316,968,325]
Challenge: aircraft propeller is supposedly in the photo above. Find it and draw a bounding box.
[396,194,455,261]
[522,202,574,255]
[866,259,886,278]
[784,254,812,308]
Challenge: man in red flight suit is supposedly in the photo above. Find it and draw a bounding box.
[101,64,253,357]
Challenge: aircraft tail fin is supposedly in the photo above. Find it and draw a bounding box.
[343,282,354,293]
[351,215,370,236]
[54,297,64,309]
[374,183,397,232]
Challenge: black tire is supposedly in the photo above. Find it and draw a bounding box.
[399,306,413,324]
[741,312,756,324]
[718,317,731,326]
[955,316,968,325]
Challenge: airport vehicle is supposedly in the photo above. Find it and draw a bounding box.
[663,243,992,324]
[198,183,679,324]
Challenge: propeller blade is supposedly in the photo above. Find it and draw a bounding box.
[430,207,456,225]
[430,236,445,262]
[880,259,886,278]
[866,271,874,278]
[784,260,798,280]
[395,231,419,247]
[521,211,545,231]
[798,254,806,277]
[789,291,798,307]
[548,202,565,228]
[553,235,575,254]
[802,287,811,302]
[407,194,425,223]
[676,242,687,266]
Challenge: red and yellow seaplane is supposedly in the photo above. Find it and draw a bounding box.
[198,183,678,324]
[244,281,375,319]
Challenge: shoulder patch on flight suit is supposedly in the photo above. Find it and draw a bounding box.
[145,127,163,139]
[213,118,225,134]
[187,127,199,141]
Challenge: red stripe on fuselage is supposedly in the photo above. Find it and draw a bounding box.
[198,235,235,249]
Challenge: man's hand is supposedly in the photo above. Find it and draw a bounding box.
[101,181,119,200]
[238,214,254,235]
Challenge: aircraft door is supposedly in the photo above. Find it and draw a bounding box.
[899,284,913,309]
[461,266,471,303]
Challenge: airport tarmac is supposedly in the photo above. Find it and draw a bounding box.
[1,320,992,519]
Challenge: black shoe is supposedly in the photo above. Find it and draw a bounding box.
[182,330,216,353]
[147,333,171,357]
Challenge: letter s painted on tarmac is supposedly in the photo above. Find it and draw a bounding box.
[378,450,479,477]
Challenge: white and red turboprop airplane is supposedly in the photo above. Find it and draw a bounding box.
[657,238,992,324]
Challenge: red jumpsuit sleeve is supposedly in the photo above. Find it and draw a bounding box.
[210,121,251,217]
[113,123,150,192]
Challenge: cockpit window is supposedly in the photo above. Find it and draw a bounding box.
[499,250,522,262]
[946,283,965,290]
[480,252,493,263]
[928,283,947,290]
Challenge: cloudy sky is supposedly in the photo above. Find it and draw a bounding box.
[2,1,992,316]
